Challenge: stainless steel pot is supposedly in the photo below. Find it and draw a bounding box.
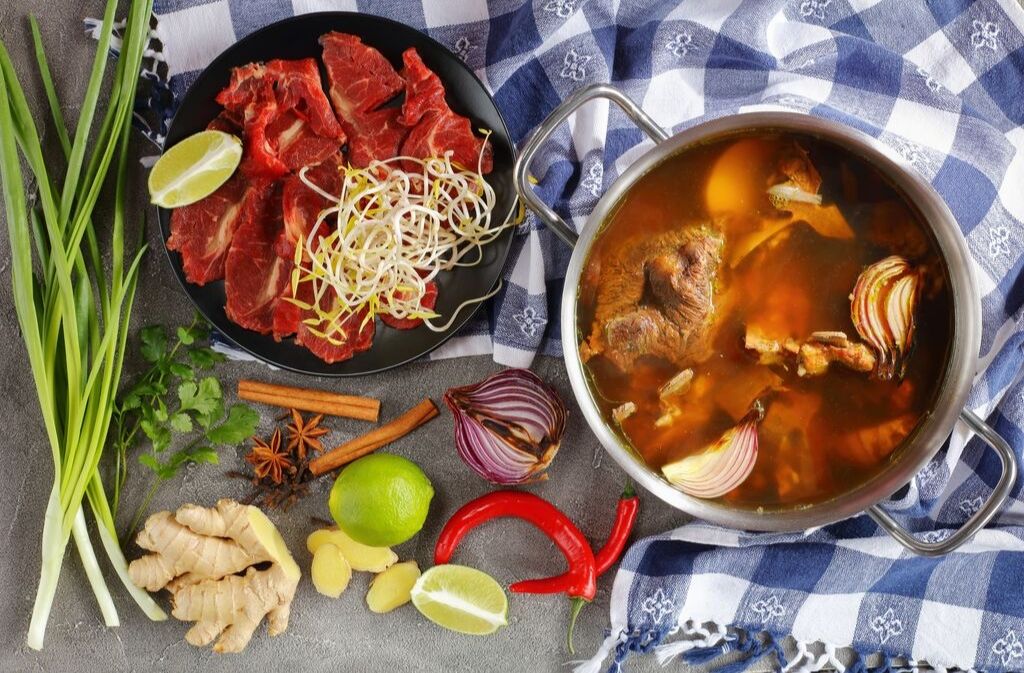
[515,84,1018,556]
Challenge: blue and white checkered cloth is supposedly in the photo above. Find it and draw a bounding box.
[131,0,1024,670]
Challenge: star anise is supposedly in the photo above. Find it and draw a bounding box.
[285,409,329,461]
[245,428,291,484]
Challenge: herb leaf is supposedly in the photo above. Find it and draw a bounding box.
[188,346,224,369]
[176,325,195,345]
[206,404,260,445]
[113,317,261,529]
[177,377,222,416]
[139,445,219,481]
[140,325,167,363]
[139,418,171,453]
[160,445,219,479]
[195,396,225,431]
[168,412,193,433]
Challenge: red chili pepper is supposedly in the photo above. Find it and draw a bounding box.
[434,490,597,604]
[507,483,639,652]
[510,482,638,592]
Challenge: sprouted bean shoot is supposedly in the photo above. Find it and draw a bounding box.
[294,138,513,345]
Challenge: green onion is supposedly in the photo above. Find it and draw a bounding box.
[0,0,167,650]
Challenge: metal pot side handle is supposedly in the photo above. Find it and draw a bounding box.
[514,83,669,247]
[868,409,1019,556]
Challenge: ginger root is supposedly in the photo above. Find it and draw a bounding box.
[306,526,397,572]
[366,561,420,613]
[129,499,300,653]
[310,543,352,598]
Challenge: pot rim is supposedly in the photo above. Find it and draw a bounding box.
[559,110,981,532]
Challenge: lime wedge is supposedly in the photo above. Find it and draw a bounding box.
[149,130,242,208]
[411,565,508,636]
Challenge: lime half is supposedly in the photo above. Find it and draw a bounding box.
[411,565,508,636]
[149,130,242,208]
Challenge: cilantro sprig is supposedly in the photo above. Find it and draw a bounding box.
[110,315,259,535]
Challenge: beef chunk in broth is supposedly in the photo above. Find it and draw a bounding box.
[583,228,723,371]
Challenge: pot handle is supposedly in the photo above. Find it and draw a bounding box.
[514,83,669,247]
[867,409,1018,556]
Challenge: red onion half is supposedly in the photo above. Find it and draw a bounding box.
[660,402,764,498]
[851,255,921,380]
[444,369,568,485]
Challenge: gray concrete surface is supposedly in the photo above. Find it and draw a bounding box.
[0,2,712,671]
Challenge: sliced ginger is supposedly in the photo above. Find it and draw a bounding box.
[367,561,421,613]
[306,526,397,572]
[129,499,300,653]
[311,543,352,598]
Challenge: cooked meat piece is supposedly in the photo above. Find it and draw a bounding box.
[584,228,723,372]
[744,328,876,377]
[865,200,930,259]
[777,141,821,195]
[602,308,686,370]
[798,338,876,377]
[744,328,799,366]
[646,235,720,328]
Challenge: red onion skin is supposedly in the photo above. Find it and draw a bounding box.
[444,369,568,485]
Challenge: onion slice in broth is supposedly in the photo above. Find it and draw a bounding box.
[850,255,921,380]
[661,401,764,498]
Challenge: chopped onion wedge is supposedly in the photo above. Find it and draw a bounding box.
[659,368,694,399]
[850,255,921,380]
[661,402,764,498]
[767,181,823,207]
[612,402,636,424]
[444,369,568,485]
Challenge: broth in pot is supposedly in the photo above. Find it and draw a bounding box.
[578,131,953,509]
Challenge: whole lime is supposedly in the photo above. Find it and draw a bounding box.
[329,453,434,547]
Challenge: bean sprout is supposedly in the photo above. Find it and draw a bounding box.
[290,137,513,344]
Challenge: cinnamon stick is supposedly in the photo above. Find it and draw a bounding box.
[238,379,380,422]
[309,398,439,476]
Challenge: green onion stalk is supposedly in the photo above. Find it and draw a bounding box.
[0,0,167,650]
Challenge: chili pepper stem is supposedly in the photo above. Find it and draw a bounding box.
[622,479,635,499]
[567,597,588,654]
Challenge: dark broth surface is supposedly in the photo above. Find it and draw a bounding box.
[579,131,952,509]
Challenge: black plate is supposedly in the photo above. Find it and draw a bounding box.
[158,12,515,376]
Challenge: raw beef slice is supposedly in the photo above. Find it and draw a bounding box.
[319,33,409,167]
[280,153,343,259]
[319,32,404,118]
[224,186,292,334]
[345,107,408,168]
[166,174,273,285]
[398,48,447,126]
[296,303,375,364]
[216,58,344,178]
[398,49,492,173]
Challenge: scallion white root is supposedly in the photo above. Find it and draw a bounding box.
[1,0,158,649]
[73,509,119,627]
